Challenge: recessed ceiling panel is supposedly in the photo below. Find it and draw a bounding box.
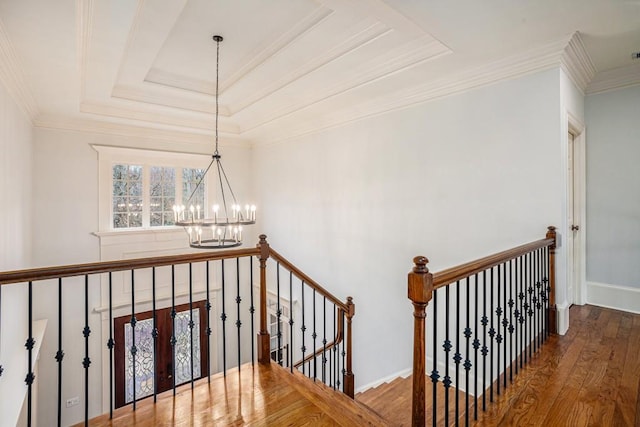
[146,0,323,94]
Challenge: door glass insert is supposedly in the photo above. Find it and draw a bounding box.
[124,318,155,404]
[174,308,201,385]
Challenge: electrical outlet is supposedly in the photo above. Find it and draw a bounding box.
[66,396,80,408]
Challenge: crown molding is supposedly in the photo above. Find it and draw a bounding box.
[249,36,574,145]
[0,18,39,121]
[586,63,640,95]
[34,113,251,149]
[560,32,597,93]
[79,100,240,134]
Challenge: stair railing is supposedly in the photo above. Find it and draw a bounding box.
[0,234,354,427]
[408,226,557,427]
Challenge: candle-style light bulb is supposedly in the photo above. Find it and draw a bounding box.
[250,205,256,221]
[196,204,201,220]
[213,204,219,223]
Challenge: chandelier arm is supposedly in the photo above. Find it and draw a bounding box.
[184,157,216,207]
[217,158,240,211]
[216,158,232,225]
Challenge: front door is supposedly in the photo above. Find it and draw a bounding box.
[114,301,209,408]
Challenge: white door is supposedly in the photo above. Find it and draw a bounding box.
[567,132,577,306]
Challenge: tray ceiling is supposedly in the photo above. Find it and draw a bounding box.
[0,0,638,145]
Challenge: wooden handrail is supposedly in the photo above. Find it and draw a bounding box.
[0,247,261,286]
[269,248,349,312]
[433,237,554,289]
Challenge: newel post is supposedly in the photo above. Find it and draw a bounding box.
[343,296,355,398]
[257,234,271,364]
[546,226,558,334]
[408,256,433,427]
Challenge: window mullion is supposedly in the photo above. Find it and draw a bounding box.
[142,165,151,228]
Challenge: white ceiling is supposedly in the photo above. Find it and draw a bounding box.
[0,0,638,146]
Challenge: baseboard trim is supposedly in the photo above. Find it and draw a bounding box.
[557,302,570,335]
[587,281,640,314]
[356,367,412,394]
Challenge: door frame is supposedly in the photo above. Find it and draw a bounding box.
[567,112,587,306]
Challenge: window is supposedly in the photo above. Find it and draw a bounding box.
[112,165,143,228]
[150,166,176,227]
[110,164,205,229]
[95,145,212,233]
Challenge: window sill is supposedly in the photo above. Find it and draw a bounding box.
[93,227,185,238]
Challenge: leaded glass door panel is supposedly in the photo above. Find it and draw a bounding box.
[114,300,209,408]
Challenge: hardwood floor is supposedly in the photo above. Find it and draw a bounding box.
[357,305,640,426]
[84,362,390,426]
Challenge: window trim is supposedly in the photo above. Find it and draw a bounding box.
[94,145,212,234]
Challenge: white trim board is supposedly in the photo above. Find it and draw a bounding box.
[356,367,412,394]
[587,282,640,314]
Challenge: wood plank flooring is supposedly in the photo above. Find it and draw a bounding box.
[84,362,390,426]
[357,305,640,426]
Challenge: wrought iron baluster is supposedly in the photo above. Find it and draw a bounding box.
[328,303,333,387]
[250,257,255,365]
[189,263,194,388]
[537,248,543,348]
[131,270,137,409]
[502,262,507,389]
[481,270,488,412]
[514,258,520,374]
[221,259,227,375]
[431,288,439,427]
[340,311,345,392]
[277,262,282,366]
[107,273,114,418]
[519,255,525,369]
[489,267,495,402]
[528,252,534,360]
[289,271,294,373]
[171,265,176,394]
[313,289,317,381]
[496,264,502,396]
[333,306,338,389]
[508,260,514,383]
[152,267,158,400]
[443,285,451,426]
[323,296,327,383]
[26,281,34,427]
[473,274,480,420]
[454,280,461,423]
[464,277,472,427]
[56,278,64,426]
[236,258,242,370]
[544,246,550,340]
[206,261,212,379]
[301,281,306,376]
[83,275,91,423]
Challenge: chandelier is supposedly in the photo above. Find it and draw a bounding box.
[174,35,255,249]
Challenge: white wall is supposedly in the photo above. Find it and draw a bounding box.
[30,127,254,425]
[0,79,34,426]
[253,69,563,389]
[585,85,640,309]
